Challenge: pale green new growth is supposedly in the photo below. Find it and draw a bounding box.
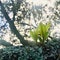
[30,22,51,45]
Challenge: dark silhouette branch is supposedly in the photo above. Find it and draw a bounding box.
[0,1,29,46]
[0,1,36,46]
[0,39,13,46]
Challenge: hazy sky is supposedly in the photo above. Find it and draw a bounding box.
[1,0,56,4]
[26,0,56,6]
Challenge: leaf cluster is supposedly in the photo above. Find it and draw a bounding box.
[30,22,51,45]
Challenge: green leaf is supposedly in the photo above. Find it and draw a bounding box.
[30,22,51,45]
[30,30,38,43]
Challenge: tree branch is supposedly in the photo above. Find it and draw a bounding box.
[0,1,36,46]
[0,1,28,45]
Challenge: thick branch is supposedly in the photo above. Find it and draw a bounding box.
[0,1,36,46]
[0,39,13,46]
[0,1,28,45]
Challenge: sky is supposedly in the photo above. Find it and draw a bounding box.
[26,0,56,6]
[1,0,56,4]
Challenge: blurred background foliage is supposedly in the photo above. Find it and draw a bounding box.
[0,0,60,47]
